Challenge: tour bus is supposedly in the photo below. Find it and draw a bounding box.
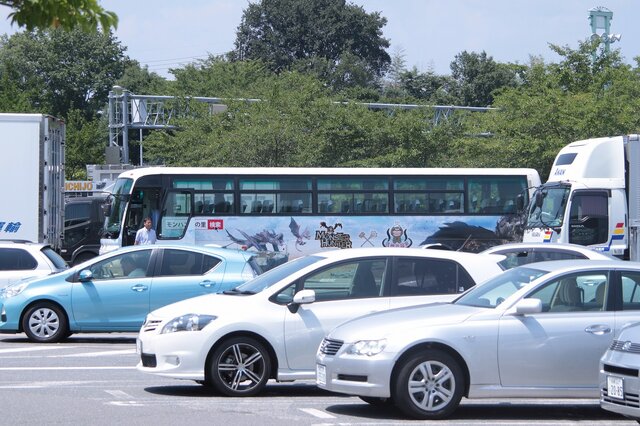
[100,167,540,270]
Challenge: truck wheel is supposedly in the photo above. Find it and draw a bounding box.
[392,349,464,420]
[22,302,69,343]
[209,337,271,396]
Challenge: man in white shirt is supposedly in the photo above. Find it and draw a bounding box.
[135,217,157,245]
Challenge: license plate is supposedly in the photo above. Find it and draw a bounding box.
[316,364,326,386]
[136,338,143,355]
[608,375,624,399]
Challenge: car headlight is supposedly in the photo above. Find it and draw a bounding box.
[346,339,387,356]
[160,314,217,334]
[0,282,29,298]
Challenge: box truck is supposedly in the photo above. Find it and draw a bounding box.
[0,113,65,251]
[523,134,640,261]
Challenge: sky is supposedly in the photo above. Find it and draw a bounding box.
[0,0,639,83]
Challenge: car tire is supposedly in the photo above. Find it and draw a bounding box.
[392,349,464,420]
[22,302,69,343]
[209,336,271,396]
[359,396,393,406]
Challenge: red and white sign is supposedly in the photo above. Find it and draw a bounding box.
[208,219,224,230]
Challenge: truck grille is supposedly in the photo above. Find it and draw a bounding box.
[319,338,343,356]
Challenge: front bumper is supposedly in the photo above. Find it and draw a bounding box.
[600,350,640,421]
[316,347,395,398]
[136,321,213,381]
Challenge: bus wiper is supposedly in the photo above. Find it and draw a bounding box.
[222,288,256,295]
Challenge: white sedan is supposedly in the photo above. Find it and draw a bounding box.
[136,247,505,396]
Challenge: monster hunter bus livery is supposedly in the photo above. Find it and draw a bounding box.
[100,167,540,270]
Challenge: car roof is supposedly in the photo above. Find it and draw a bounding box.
[0,240,50,248]
[480,242,617,259]
[311,247,505,262]
[514,259,639,274]
[108,244,254,261]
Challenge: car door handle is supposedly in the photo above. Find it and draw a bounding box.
[585,324,612,335]
[199,280,215,288]
[131,284,148,292]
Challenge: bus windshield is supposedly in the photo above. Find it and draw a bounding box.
[103,178,133,238]
[526,185,570,228]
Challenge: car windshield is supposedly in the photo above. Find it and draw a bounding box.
[454,266,548,308]
[231,255,323,294]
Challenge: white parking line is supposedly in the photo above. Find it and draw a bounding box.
[0,366,136,371]
[299,408,336,419]
[0,346,77,354]
[53,349,136,357]
[105,389,135,399]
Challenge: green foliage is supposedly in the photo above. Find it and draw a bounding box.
[232,0,390,90]
[0,28,128,118]
[64,109,106,179]
[449,51,518,106]
[1,0,117,32]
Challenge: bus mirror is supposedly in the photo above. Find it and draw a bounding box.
[534,191,544,208]
[101,203,111,217]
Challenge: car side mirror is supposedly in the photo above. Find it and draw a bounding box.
[512,298,542,315]
[293,289,316,305]
[287,289,316,314]
[78,269,93,282]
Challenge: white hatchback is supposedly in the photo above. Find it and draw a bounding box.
[136,247,505,396]
[0,241,68,288]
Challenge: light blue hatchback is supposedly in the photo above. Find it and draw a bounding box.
[0,244,261,343]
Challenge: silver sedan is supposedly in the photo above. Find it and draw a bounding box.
[317,259,640,420]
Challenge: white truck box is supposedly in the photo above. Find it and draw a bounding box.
[0,113,65,251]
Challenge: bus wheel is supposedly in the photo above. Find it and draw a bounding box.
[392,349,464,420]
[22,302,69,343]
[209,337,271,396]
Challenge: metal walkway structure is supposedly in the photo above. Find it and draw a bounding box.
[108,87,495,164]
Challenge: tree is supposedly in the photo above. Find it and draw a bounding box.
[232,0,391,87]
[0,28,129,118]
[0,0,117,32]
[450,51,518,106]
[461,42,640,177]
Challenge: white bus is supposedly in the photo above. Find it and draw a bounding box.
[100,167,540,269]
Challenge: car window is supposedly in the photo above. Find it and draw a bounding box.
[65,202,91,226]
[41,246,68,269]
[621,272,640,310]
[0,248,37,270]
[301,258,387,302]
[455,266,546,308]
[527,272,608,312]
[531,250,587,263]
[158,249,217,276]
[88,251,152,280]
[495,250,531,270]
[391,258,473,296]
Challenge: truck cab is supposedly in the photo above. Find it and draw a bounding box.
[60,196,107,265]
[523,135,631,258]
